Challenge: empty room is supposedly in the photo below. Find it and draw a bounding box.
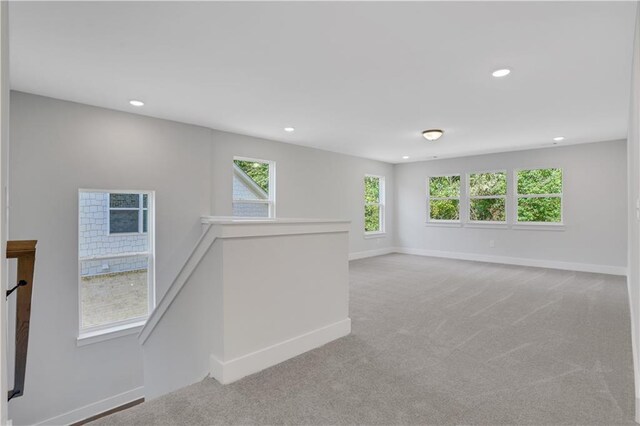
[0,1,639,425]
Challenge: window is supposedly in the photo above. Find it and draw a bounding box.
[109,193,148,234]
[233,157,275,218]
[428,175,460,221]
[79,190,155,337]
[364,175,385,233]
[516,168,563,223]
[468,171,507,222]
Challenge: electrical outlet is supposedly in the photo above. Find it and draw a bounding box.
[489,240,495,248]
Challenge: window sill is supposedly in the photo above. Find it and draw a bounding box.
[77,320,146,347]
[364,232,386,239]
[425,221,463,228]
[465,222,509,229]
[512,223,565,231]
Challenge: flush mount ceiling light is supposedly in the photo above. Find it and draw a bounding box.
[129,100,144,107]
[492,68,511,78]
[422,129,444,141]
[402,156,410,160]
[553,136,565,141]
[284,127,295,132]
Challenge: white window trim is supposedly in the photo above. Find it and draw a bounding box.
[77,189,156,342]
[514,168,564,226]
[467,170,507,225]
[233,156,276,218]
[364,174,385,236]
[107,193,148,235]
[427,174,462,224]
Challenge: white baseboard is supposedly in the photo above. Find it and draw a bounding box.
[395,247,627,276]
[34,386,144,426]
[210,318,351,385]
[349,247,395,261]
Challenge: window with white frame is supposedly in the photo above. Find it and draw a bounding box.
[428,175,461,221]
[516,168,563,223]
[364,175,385,233]
[468,171,507,222]
[79,190,155,335]
[109,193,148,234]
[232,157,275,218]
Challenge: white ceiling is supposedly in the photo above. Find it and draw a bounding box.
[9,1,638,163]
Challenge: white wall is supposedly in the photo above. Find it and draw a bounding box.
[396,140,628,273]
[7,91,395,425]
[627,6,640,423]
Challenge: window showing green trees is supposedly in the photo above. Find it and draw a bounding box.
[364,175,384,232]
[234,159,270,192]
[517,168,562,223]
[429,175,460,221]
[469,172,506,222]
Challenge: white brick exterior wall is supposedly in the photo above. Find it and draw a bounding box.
[232,173,269,217]
[79,192,149,276]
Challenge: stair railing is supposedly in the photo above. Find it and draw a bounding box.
[6,240,37,401]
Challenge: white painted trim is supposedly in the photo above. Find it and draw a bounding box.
[210,318,351,385]
[636,397,640,424]
[395,247,627,276]
[363,232,386,239]
[77,321,144,347]
[349,247,395,260]
[34,386,144,426]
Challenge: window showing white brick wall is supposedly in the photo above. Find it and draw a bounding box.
[78,190,154,334]
[79,192,148,275]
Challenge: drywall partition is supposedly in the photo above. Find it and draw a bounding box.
[628,6,640,423]
[141,218,350,400]
[141,223,222,400]
[395,140,627,274]
[8,92,394,425]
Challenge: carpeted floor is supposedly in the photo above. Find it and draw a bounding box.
[94,254,635,425]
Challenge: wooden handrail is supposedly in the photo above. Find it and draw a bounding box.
[6,240,37,401]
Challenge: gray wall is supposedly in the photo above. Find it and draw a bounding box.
[627,6,640,422]
[1,2,9,424]
[395,141,628,270]
[210,128,394,256]
[7,91,395,425]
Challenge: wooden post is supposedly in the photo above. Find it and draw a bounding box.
[6,240,36,401]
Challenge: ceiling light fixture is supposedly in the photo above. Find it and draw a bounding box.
[402,156,410,160]
[284,127,295,132]
[129,100,144,107]
[492,68,511,78]
[422,129,444,141]
[553,136,565,141]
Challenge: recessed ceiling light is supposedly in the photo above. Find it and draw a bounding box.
[553,136,565,141]
[402,156,410,160]
[432,156,438,159]
[284,127,295,132]
[129,100,144,107]
[422,129,444,141]
[492,68,511,78]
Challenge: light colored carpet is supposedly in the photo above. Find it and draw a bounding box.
[94,254,635,425]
